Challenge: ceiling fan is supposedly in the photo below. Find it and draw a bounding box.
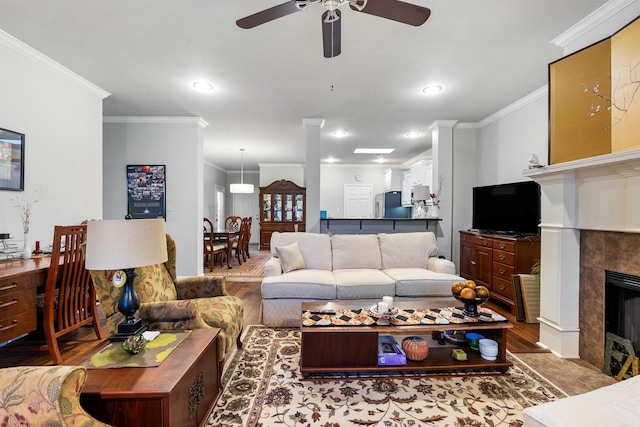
[236,0,431,58]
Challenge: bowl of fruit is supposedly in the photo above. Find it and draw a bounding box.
[451,280,490,317]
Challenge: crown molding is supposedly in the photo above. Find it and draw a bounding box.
[551,0,635,48]
[103,116,209,128]
[478,86,548,127]
[0,29,110,99]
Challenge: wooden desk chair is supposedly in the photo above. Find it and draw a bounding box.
[43,225,107,364]
[203,217,226,271]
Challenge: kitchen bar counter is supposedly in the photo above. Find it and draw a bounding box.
[320,218,440,235]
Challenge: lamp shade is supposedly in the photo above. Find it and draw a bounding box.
[229,183,254,193]
[85,219,168,270]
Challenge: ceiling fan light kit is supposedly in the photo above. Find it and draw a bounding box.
[237,0,431,58]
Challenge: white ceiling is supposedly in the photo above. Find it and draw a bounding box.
[0,0,608,171]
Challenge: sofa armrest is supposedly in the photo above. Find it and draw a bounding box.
[428,257,457,275]
[175,276,228,299]
[264,257,283,277]
[139,300,210,329]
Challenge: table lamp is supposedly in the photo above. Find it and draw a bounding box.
[85,219,167,341]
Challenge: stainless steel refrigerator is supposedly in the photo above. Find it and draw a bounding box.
[375,191,411,218]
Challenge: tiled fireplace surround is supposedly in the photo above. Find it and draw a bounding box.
[524,148,640,369]
[580,230,640,369]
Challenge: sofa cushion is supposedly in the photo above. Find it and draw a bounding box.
[333,269,395,299]
[262,269,336,299]
[385,268,463,297]
[379,232,438,269]
[271,232,332,270]
[275,241,307,273]
[331,234,381,270]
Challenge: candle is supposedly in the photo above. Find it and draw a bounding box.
[382,296,394,307]
[378,302,389,314]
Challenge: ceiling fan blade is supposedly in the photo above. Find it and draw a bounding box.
[322,10,341,58]
[350,0,430,26]
[236,1,303,29]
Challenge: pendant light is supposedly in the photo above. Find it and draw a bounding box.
[230,148,254,193]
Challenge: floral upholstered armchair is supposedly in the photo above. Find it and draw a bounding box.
[0,366,112,427]
[87,234,243,375]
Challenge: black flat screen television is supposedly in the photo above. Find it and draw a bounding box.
[472,181,540,236]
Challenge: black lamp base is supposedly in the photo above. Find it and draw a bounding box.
[109,318,147,342]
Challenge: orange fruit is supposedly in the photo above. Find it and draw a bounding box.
[460,288,476,299]
[475,286,490,298]
[451,282,464,295]
[464,280,477,290]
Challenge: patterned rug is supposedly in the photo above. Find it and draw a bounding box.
[207,325,567,427]
[205,249,271,278]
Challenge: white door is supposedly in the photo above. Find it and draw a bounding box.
[344,184,373,218]
[215,185,225,229]
[232,191,260,244]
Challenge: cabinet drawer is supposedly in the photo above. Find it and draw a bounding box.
[493,262,515,280]
[460,234,492,247]
[0,286,36,318]
[0,310,37,343]
[492,239,515,252]
[492,276,514,300]
[493,250,515,266]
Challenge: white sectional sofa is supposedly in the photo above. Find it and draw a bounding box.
[261,231,464,326]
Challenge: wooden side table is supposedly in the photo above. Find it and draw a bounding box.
[70,328,220,427]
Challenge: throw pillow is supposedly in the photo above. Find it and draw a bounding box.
[275,241,307,273]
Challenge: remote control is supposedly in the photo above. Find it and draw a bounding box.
[310,310,336,315]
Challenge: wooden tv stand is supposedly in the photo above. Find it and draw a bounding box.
[459,230,540,314]
[300,302,512,377]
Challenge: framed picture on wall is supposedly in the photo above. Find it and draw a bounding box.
[127,165,166,219]
[0,127,25,191]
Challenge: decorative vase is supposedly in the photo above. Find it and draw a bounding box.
[430,204,439,218]
[22,233,31,259]
[402,336,429,361]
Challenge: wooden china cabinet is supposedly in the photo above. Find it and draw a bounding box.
[259,180,306,250]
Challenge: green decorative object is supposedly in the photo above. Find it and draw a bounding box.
[122,335,147,354]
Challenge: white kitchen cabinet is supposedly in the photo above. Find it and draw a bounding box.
[383,168,404,191]
[401,170,412,206]
[410,160,433,189]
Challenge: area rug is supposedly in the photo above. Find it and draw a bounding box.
[206,250,271,278]
[207,325,567,427]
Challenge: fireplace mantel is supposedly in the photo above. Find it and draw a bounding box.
[520,148,640,359]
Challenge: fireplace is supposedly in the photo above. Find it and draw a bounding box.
[605,271,640,354]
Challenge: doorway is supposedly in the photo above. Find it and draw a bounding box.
[232,191,259,244]
[343,184,373,218]
[215,185,225,229]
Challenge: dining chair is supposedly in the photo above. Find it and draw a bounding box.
[225,215,242,231]
[203,217,226,271]
[43,224,107,364]
[233,217,252,264]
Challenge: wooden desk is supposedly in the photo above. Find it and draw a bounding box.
[74,328,220,427]
[211,228,239,269]
[0,256,53,344]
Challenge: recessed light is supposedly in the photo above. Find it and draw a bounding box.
[422,84,443,95]
[193,81,214,91]
[354,148,395,154]
[332,130,347,138]
[406,132,421,139]
[325,157,337,163]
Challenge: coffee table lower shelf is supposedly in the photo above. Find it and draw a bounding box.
[301,346,511,377]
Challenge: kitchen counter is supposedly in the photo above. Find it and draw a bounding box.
[320,217,440,235]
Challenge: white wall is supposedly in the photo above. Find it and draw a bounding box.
[204,161,227,222]
[258,164,304,187]
[103,117,206,277]
[0,30,107,248]
[320,164,389,218]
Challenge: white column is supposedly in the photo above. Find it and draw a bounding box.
[303,118,324,233]
[531,170,580,357]
[429,120,457,260]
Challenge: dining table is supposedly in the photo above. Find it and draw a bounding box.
[210,228,240,269]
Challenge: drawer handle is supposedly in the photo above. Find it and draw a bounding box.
[499,254,506,261]
[499,284,506,291]
[499,268,506,275]
[0,283,18,291]
[499,243,506,249]
[0,298,18,308]
[471,261,477,266]
[482,240,489,246]
[0,320,18,331]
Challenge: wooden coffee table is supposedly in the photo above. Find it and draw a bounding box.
[67,328,220,427]
[300,302,512,377]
